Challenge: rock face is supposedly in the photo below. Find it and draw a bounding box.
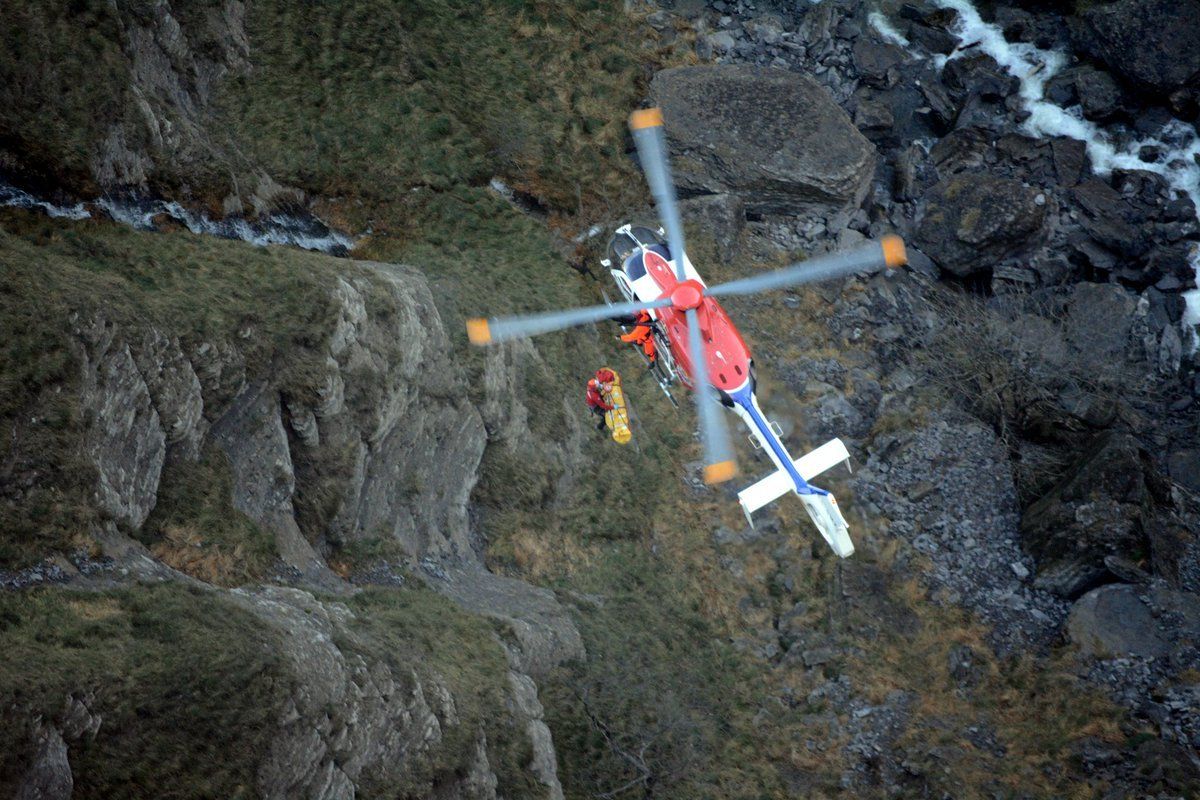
[916,175,1048,278]
[1,1,299,209]
[64,262,495,583]
[14,726,72,800]
[1072,0,1200,96]
[75,317,167,531]
[229,585,563,800]
[94,1,255,190]
[1021,432,1155,599]
[11,694,101,800]
[44,255,582,662]
[649,65,876,214]
[280,266,488,565]
[436,567,585,680]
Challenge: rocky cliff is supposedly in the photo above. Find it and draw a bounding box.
[5,0,1200,798]
[0,217,581,798]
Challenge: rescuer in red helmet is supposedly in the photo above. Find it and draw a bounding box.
[586,370,615,430]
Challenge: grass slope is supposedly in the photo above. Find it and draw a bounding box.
[0,584,289,799]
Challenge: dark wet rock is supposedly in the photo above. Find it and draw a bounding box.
[993,6,1036,44]
[906,23,957,56]
[929,127,991,176]
[852,38,907,89]
[1044,71,1078,108]
[941,53,1019,102]
[854,97,895,131]
[1143,243,1197,288]
[649,65,876,215]
[919,78,960,130]
[1168,449,1200,493]
[1063,282,1139,368]
[1022,432,1154,599]
[1072,0,1200,97]
[1071,179,1151,259]
[1075,68,1125,122]
[916,174,1048,278]
[1075,232,1118,273]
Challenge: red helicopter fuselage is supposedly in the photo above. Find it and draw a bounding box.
[638,248,755,397]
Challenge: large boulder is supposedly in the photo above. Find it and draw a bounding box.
[648,65,876,215]
[1072,0,1200,96]
[1067,584,1169,658]
[1068,583,1200,658]
[916,174,1048,277]
[1021,432,1155,598]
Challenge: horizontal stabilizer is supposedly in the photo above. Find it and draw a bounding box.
[737,439,851,517]
[738,438,854,558]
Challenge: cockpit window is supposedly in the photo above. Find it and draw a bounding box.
[607,233,638,266]
[630,226,665,246]
[624,253,647,281]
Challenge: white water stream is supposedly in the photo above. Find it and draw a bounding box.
[1,180,354,255]
[873,0,1200,349]
[0,182,90,221]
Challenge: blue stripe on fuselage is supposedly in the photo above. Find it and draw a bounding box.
[728,385,824,496]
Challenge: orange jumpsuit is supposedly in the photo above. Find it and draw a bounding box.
[620,312,657,362]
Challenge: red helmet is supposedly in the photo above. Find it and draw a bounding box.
[587,379,599,389]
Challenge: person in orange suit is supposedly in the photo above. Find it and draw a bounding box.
[618,310,657,363]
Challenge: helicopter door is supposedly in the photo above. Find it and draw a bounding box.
[611,269,635,302]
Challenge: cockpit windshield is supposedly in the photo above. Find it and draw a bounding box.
[606,233,638,266]
[630,226,666,247]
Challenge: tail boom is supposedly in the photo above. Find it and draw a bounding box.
[729,388,855,557]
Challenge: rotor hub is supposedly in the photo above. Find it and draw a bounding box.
[670,280,705,310]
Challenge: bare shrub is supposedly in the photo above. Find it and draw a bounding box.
[917,286,1155,501]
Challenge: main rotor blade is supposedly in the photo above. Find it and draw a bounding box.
[630,108,689,283]
[706,236,908,298]
[467,297,671,345]
[685,307,737,484]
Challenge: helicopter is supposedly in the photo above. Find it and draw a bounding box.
[467,107,907,558]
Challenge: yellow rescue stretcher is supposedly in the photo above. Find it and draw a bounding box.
[601,368,633,445]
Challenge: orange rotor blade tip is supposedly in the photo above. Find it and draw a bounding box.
[630,107,664,130]
[703,460,738,485]
[881,235,908,269]
[466,318,492,345]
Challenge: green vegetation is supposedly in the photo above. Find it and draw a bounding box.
[0,213,358,566]
[0,581,550,799]
[137,446,277,586]
[0,2,1148,798]
[217,0,654,213]
[542,548,785,800]
[0,2,134,189]
[0,583,290,799]
[341,586,542,798]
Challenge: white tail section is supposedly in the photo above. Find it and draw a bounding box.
[799,493,853,558]
[738,438,855,557]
